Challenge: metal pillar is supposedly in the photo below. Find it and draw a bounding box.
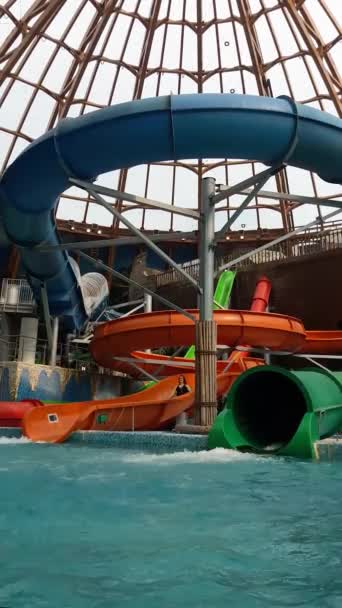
[195,177,217,427]
[144,293,152,355]
[144,293,152,314]
[49,317,59,367]
[199,177,216,321]
[264,306,271,365]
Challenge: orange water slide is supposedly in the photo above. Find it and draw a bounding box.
[22,371,243,443]
[108,277,272,378]
[90,309,305,370]
[23,308,305,443]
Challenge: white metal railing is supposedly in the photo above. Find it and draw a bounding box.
[0,334,122,377]
[0,278,35,313]
[152,225,342,289]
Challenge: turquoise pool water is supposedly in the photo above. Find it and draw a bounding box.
[0,438,341,607]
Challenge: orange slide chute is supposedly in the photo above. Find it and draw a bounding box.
[22,372,241,443]
[23,277,273,443]
[22,273,342,444]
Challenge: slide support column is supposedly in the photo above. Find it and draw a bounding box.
[144,294,152,355]
[195,177,217,426]
[49,317,59,367]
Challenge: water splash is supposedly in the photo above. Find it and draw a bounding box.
[0,436,31,445]
[123,447,259,465]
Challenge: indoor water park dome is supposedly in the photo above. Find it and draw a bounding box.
[0,0,341,240]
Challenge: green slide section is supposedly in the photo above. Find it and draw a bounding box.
[185,270,236,360]
[208,365,342,459]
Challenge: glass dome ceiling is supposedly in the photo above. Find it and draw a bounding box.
[0,0,341,235]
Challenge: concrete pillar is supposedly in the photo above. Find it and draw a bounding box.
[18,317,39,364]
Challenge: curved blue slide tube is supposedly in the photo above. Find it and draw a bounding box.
[0,94,341,330]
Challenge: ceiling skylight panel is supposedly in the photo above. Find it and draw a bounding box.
[88,62,119,106]
[148,25,165,68]
[111,69,135,104]
[141,73,159,98]
[142,208,170,230]
[215,1,232,20]
[57,199,87,222]
[305,0,339,42]
[86,202,114,227]
[19,39,57,82]
[217,22,239,69]
[292,205,318,226]
[254,15,279,63]
[182,26,197,71]
[163,25,182,69]
[203,74,221,93]
[159,0,171,21]
[258,208,283,228]
[123,18,145,64]
[64,4,96,48]
[21,92,56,139]
[0,81,33,131]
[105,14,132,59]
[42,49,74,92]
[174,167,198,209]
[266,63,291,97]
[169,0,185,21]
[179,76,197,94]
[146,165,174,205]
[158,72,180,95]
[284,57,317,101]
[268,9,299,56]
[45,2,92,39]
[234,23,253,66]
[138,0,154,18]
[202,0,215,21]
[203,26,219,71]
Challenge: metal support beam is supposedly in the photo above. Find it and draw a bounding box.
[77,251,196,322]
[216,207,342,275]
[113,356,195,369]
[219,345,342,361]
[120,303,144,318]
[70,178,200,220]
[114,358,158,382]
[238,188,342,209]
[37,231,197,253]
[211,166,283,206]
[200,177,216,321]
[112,299,144,310]
[40,284,53,350]
[49,317,59,367]
[86,187,201,294]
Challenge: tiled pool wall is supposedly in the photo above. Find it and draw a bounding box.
[2,425,342,459]
[69,431,208,452]
[0,362,141,402]
[0,427,208,452]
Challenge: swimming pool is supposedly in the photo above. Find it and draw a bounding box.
[0,438,341,607]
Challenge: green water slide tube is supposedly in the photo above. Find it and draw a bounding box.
[208,365,342,459]
[140,270,236,390]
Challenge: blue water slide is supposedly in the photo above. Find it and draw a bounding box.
[0,94,341,330]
